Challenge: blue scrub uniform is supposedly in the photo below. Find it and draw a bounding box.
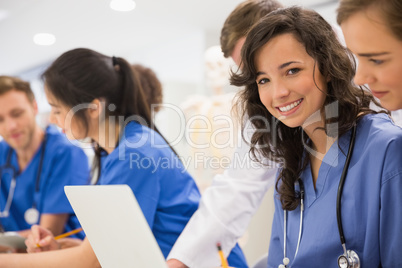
[0,125,89,238]
[99,121,248,267]
[268,114,402,268]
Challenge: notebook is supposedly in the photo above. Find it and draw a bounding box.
[0,232,26,249]
[64,184,168,268]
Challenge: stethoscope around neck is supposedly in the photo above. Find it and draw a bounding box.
[279,125,360,268]
[0,129,48,226]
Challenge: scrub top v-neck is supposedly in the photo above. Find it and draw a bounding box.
[268,114,402,268]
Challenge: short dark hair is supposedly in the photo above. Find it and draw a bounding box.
[220,0,283,58]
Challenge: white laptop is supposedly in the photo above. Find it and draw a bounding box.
[64,184,168,268]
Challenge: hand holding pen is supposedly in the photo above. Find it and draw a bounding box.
[25,225,59,253]
[25,225,83,253]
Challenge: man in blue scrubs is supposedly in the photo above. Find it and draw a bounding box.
[0,76,89,244]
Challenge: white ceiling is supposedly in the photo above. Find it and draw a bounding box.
[0,0,339,76]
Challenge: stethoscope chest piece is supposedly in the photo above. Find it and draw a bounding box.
[337,250,360,268]
[24,207,39,225]
[278,257,290,268]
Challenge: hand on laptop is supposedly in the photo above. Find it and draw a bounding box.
[25,225,60,253]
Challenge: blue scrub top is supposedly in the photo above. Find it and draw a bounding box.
[99,121,248,267]
[268,114,402,268]
[0,125,90,238]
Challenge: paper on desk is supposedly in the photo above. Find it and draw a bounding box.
[0,232,26,249]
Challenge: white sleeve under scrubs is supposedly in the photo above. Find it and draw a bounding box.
[268,113,402,268]
[98,121,248,267]
[0,125,90,238]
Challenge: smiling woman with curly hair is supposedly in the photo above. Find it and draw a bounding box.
[231,6,402,267]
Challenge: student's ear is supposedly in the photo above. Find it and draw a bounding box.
[87,99,103,119]
[325,71,331,83]
[31,99,39,115]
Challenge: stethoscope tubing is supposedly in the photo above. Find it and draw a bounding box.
[281,124,357,267]
[336,124,357,246]
[0,129,48,216]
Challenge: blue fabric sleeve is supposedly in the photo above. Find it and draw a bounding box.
[40,144,89,214]
[379,138,402,267]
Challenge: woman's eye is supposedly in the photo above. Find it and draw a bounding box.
[369,59,384,65]
[287,68,300,75]
[257,78,269,85]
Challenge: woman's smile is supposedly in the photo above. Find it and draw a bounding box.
[276,98,303,115]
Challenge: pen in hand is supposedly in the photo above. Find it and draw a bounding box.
[216,242,229,268]
[36,227,83,248]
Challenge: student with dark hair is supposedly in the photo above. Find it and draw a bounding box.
[337,0,402,111]
[231,6,402,267]
[0,76,88,246]
[90,63,165,184]
[0,48,247,267]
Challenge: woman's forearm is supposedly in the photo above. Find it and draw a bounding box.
[0,238,100,268]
